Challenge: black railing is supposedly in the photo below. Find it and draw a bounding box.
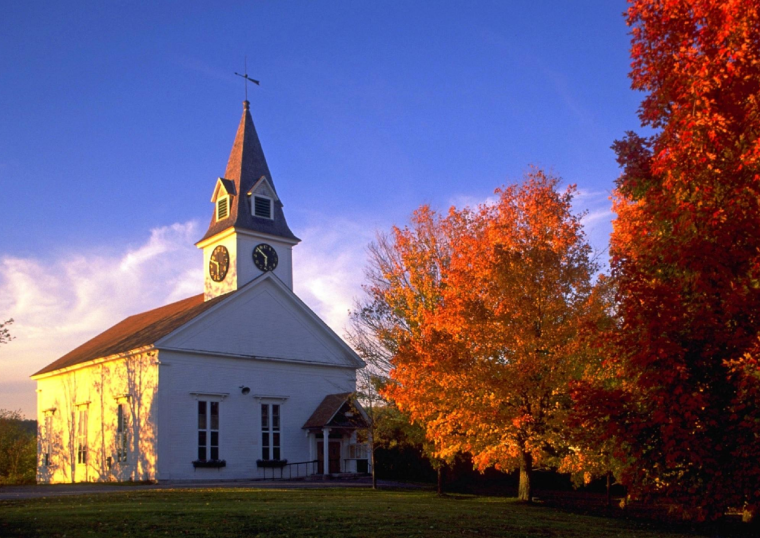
[258,460,319,480]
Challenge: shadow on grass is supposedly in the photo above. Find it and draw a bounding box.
[1,487,757,538]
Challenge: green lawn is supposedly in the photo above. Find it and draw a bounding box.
[0,487,731,537]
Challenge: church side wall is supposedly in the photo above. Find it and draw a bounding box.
[35,351,159,484]
[155,350,357,481]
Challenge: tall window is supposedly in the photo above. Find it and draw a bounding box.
[77,408,88,465]
[261,404,280,460]
[198,401,219,461]
[42,414,53,466]
[116,403,128,463]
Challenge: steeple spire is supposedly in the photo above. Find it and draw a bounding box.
[199,101,298,243]
[224,100,272,190]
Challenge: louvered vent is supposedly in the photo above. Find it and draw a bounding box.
[216,197,229,220]
[254,196,272,219]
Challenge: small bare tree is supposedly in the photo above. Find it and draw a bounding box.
[347,232,453,492]
[347,302,390,489]
[0,318,14,346]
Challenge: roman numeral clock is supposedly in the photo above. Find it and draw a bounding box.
[253,243,278,272]
[207,243,278,285]
[208,246,230,282]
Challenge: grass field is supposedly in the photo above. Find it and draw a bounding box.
[0,487,743,537]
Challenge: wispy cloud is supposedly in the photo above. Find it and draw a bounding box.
[573,188,609,202]
[573,190,613,268]
[582,207,614,226]
[480,28,595,127]
[293,215,376,335]
[172,55,234,85]
[0,222,204,416]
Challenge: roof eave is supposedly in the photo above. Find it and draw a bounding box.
[195,226,302,249]
[31,344,157,380]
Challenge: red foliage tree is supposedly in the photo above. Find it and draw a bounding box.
[595,0,760,520]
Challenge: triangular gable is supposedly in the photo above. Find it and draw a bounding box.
[247,176,280,203]
[302,393,369,430]
[155,272,364,369]
[210,178,237,203]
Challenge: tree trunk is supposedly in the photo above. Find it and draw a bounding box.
[606,471,612,509]
[370,434,377,490]
[742,507,755,524]
[437,465,445,496]
[518,451,532,502]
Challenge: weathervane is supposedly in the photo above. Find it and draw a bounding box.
[234,57,260,101]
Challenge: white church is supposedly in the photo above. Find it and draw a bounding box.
[32,100,370,483]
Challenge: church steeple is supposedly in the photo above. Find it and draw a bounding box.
[199,100,299,244]
[225,99,272,188]
[197,100,300,300]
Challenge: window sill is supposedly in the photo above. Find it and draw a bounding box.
[192,460,227,468]
[256,459,288,468]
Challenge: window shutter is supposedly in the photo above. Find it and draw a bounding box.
[254,196,272,219]
[217,198,229,220]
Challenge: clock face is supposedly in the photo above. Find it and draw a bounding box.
[253,243,278,272]
[209,245,230,282]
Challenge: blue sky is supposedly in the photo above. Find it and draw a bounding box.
[0,1,638,416]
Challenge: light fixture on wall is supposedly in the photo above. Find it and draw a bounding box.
[240,386,251,395]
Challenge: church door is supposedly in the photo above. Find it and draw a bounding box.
[317,441,342,474]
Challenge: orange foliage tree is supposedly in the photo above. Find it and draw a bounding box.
[356,170,600,501]
[589,0,760,520]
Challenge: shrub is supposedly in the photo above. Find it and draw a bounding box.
[0,409,37,485]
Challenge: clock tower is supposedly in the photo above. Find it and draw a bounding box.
[196,100,300,300]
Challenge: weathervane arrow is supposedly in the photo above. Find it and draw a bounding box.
[235,72,260,86]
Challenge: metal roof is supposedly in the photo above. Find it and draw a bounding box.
[32,293,228,377]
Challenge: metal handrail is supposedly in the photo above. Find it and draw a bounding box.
[260,459,319,480]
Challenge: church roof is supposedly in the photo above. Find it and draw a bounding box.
[199,101,299,243]
[32,293,228,377]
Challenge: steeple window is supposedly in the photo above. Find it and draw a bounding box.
[216,197,230,221]
[253,196,273,219]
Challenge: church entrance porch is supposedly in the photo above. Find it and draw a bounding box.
[303,393,371,478]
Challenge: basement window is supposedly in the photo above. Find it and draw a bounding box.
[253,196,273,220]
[216,197,230,221]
